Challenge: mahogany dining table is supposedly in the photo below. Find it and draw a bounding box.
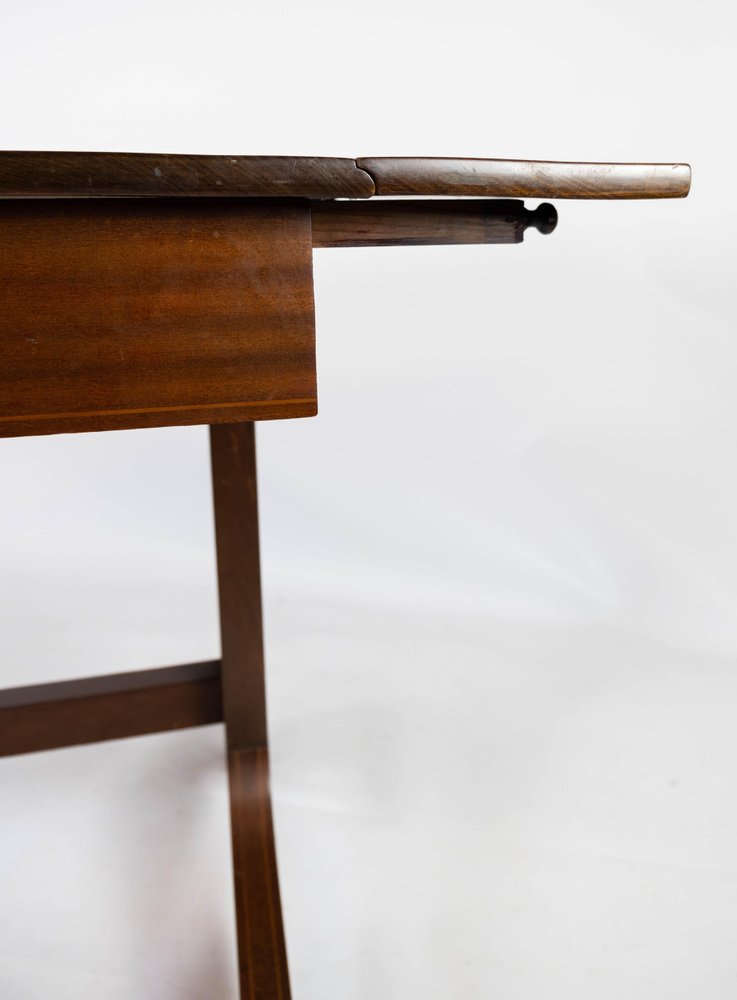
[0,151,690,998]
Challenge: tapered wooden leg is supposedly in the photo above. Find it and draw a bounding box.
[211,422,291,1000]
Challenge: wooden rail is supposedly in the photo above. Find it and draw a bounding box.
[311,199,558,247]
[0,661,222,756]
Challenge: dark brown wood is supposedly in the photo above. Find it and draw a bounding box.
[0,146,692,998]
[0,151,375,199]
[0,152,691,200]
[0,661,222,757]
[0,199,317,438]
[211,422,267,752]
[311,198,557,247]
[210,422,291,1000]
[229,746,291,1000]
[357,157,692,199]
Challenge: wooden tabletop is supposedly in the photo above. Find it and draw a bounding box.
[0,152,691,200]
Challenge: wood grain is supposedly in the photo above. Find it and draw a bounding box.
[0,151,375,199]
[0,199,317,437]
[0,152,690,200]
[211,423,267,752]
[311,198,557,247]
[211,422,291,999]
[357,157,692,199]
[228,746,291,1000]
[0,661,222,756]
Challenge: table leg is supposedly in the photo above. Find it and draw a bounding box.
[210,422,291,1000]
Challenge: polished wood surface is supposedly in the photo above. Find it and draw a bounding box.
[229,746,291,1000]
[0,151,691,200]
[0,661,222,756]
[211,422,291,1000]
[0,151,374,199]
[311,198,557,247]
[0,145,692,995]
[0,199,317,437]
[211,423,268,752]
[357,156,692,199]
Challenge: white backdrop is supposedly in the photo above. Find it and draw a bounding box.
[0,0,735,997]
